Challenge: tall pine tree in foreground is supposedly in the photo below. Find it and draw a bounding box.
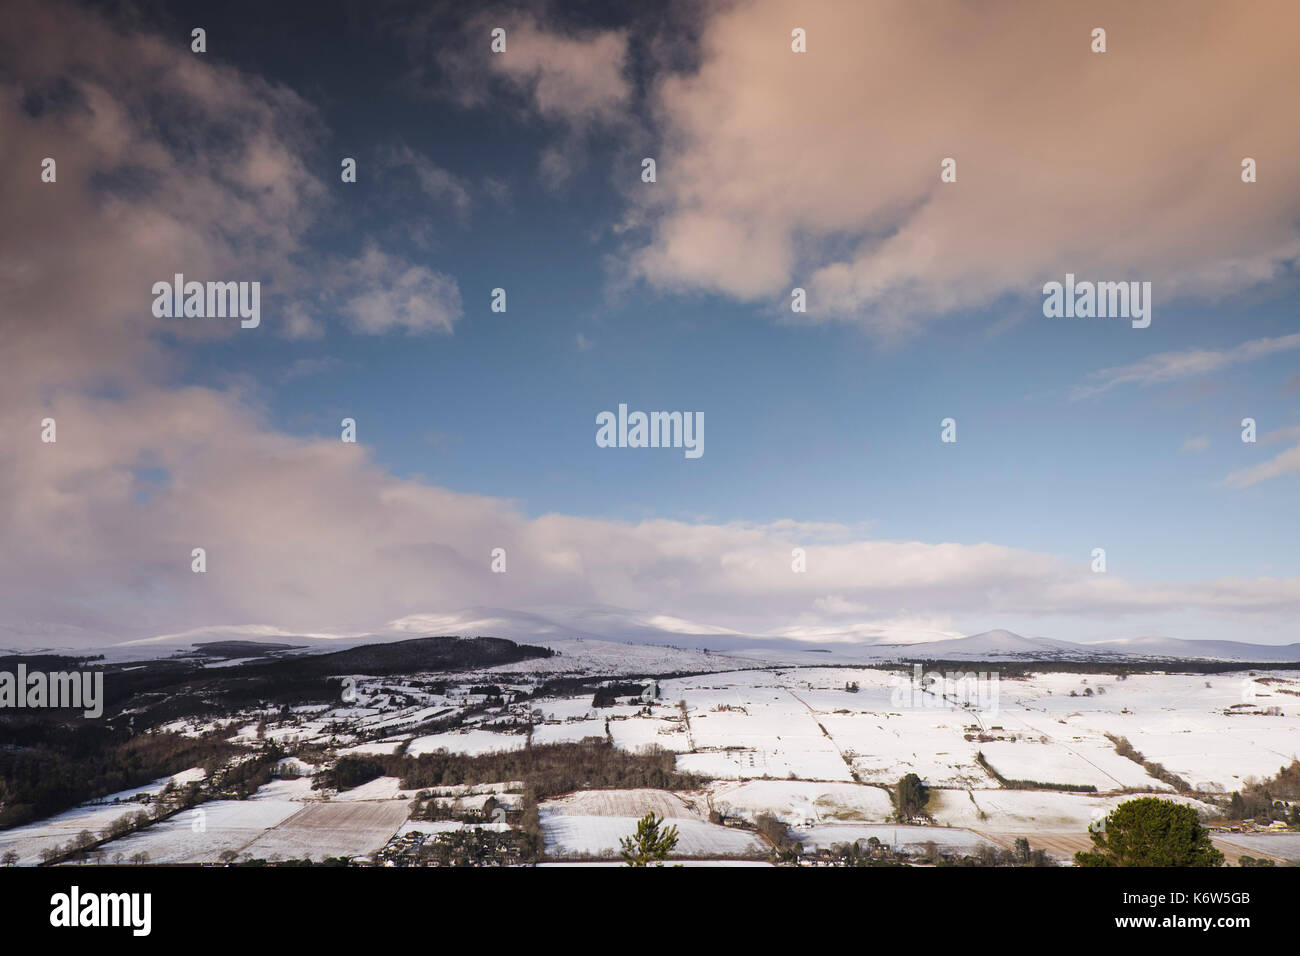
[1076,797,1223,867]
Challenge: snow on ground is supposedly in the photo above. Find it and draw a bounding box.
[421,791,519,813]
[331,776,421,802]
[607,715,693,753]
[538,859,774,867]
[542,789,708,820]
[275,757,316,777]
[345,665,1274,796]
[1213,831,1300,862]
[0,770,207,865]
[992,671,1300,792]
[407,729,526,756]
[397,819,511,836]
[336,739,409,756]
[974,740,1151,791]
[830,711,983,788]
[1087,721,1296,792]
[21,664,1295,865]
[539,809,764,859]
[419,781,525,797]
[78,768,206,805]
[252,777,316,801]
[652,668,1299,792]
[930,788,1218,833]
[708,780,894,825]
[531,697,604,720]
[530,721,610,746]
[92,776,413,863]
[202,657,261,668]
[238,800,411,861]
[791,824,996,854]
[365,704,452,732]
[677,748,851,781]
[667,672,855,781]
[94,798,305,864]
[1,804,148,866]
[488,639,748,677]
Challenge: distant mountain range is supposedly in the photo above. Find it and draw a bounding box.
[6,614,1298,665]
[864,629,1300,663]
[372,608,1300,662]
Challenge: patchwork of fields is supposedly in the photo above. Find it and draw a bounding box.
[11,650,1299,865]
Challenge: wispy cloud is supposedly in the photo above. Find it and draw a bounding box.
[382,143,472,216]
[336,243,462,335]
[1072,333,1300,399]
[408,10,633,189]
[1222,444,1300,488]
[1222,424,1300,487]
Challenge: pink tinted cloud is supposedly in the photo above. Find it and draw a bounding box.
[631,0,1300,332]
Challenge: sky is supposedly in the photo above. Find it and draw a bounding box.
[1,0,1298,651]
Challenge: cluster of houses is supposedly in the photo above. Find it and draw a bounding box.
[375,826,528,867]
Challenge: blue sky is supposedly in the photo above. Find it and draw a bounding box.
[171,16,1300,579]
[212,288,1299,581]
[4,0,1298,649]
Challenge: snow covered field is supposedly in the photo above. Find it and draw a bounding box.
[9,645,1297,866]
[0,771,206,865]
[708,780,895,825]
[540,810,764,859]
[91,795,306,864]
[1214,831,1300,860]
[791,824,996,854]
[408,729,525,755]
[543,788,708,820]
[929,788,1218,833]
[655,667,1299,794]
[88,777,413,863]
[238,800,411,861]
[536,788,763,859]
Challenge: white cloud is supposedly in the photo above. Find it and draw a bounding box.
[485,15,631,129]
[338,244,462,335]
[1222,439,1300,488]
[627,0,1300,332]
[0,0,464,395]
[415,11,633,188]
[5,383,1300,648]
[1074,333,1300,399]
